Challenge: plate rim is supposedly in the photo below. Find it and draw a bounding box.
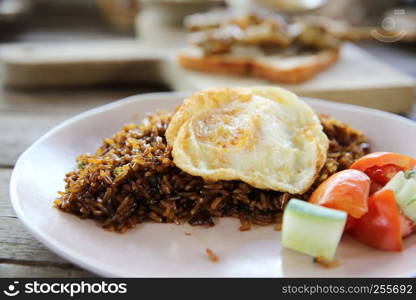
[9,91,416,277]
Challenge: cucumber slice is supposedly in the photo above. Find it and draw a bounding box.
[383,171,407,194]
[282,199,347,261]
[396,179,416,222]
[404,197,416,222]
[382,170,416,222]
[396,179,416,204]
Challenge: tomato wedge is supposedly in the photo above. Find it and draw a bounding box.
[345,215,357,231]
[365,164,404,186]
[309,169,370,221]
[349,189,403,252]
[400,212,416,238]
[350,152,416,191]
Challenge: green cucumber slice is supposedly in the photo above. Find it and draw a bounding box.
[406,198,416,221]
[282,199,347,261]
[383,171,407,194]
[396,179,416,203]
[382,170,416,222]
[396,179,416,221]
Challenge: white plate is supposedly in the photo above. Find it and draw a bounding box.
[10,92,416,277]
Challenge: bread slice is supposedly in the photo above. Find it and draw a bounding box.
[178,47,340,84]
[178,48,251,76]
[252,49,340,83]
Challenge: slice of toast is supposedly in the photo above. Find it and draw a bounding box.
[178,48,252,76]
[252,49,340,83]
[178,48,340,84]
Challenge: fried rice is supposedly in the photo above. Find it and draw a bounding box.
[55,111,370,233]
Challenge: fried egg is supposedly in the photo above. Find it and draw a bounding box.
[166,87,328,194]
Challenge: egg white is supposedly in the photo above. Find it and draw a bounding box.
[166,86,328,194]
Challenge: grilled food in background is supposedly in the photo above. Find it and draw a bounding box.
[178,9,360,83]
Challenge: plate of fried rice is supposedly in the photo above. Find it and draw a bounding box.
[10,89,416,277]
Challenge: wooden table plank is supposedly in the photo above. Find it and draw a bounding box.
[0,169,14,217]
[0,85,170,166]
[0,169,64,264]
[0,111,70,166]
[0,168,65,264]
[0,87,116,114]
[0,217,67,265]
[0,167,94,276]
[0,84,169,114]
[0,217,93,277]
[0,263,93,278]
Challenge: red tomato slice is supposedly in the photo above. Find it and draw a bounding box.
[349,190,403,252]
[365,164,404,186]
[309,169,370,219]
[400,213,416,238]
[350,152,416,171]
[369,181,384,195]
[350,152,416,188]
[345,215,357,231]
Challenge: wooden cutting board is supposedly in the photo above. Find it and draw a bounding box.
[164,43,415,113]
[0,40,414,113]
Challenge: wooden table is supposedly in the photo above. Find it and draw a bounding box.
[0,43,415,278]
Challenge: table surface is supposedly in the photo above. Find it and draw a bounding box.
[0,38,415,277]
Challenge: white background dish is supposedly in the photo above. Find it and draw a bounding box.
[10,92,416,277]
